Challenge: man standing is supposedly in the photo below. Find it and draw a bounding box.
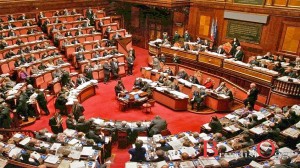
[103,61,111,84]
[243,83,259,110]
[172,31,180,44]
[110,58,119,80]
[128,48,135,60]
[148,116,167,137]
[35,89,50,115]
[127,55,134,75]
[49,112,63,134]
[183,30,190,42]
[72,99,85,121]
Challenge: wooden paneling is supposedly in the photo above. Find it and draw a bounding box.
[131,6,140,28]
[173,11,186,36]
[274,0,288,6]
[281,26,300,53]
[199,15,211,37]
[289,0,300,7]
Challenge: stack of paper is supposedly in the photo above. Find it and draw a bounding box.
[80,147,94,156]
[70,161,85,168]
[44,155,59,164]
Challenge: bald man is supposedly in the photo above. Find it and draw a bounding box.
[243,83,259,109]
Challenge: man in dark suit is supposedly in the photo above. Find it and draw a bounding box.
[66,114,77,129]
[177,69,188,80]
[110,58,119,80]
[35,89,50,115]
[65,31,72,37]
[7,15,15,21]
[8,30,16,37]
[148,116,167,137]
[103,61,111,84]
[76,116,90,133]
[131,121,147,140]
[76,45,85,52]
[115,80,125,96]
[4,23,16,29]
[71,38,80,44]
[128,48,135,60]
[172,31,180,44]
[5,49,15,59]
[127,55,134,75]
[208,116,223,133]
[190,88,206,111]
[188,75,199,84]
[156,139,173,151]
[243,83,259,109]
[49,112,63,134]
[75,28,83,36]
[86,127,105,144]
[18,14,27,20]
[183,30,190,42]
[22,20,31,27]
[72,99,85,121]
[77,74,88,86]
[26,28,35,35]
[216,45,225,55]
[0,103,11,129]
[76,52,85,62]
[55,93,68,115]
[86,7,94,20]
[233,46,244,61]
[128,140,146,162]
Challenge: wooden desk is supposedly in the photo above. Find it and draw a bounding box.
[46,21,86,33]
[39,14,81,23]
[205,95,231,112]
[198,51,225,68]
[77,84,96,103]
[0,26,39,36]
[148,44,160,56]
[161,46,198,61]
[152,89,188,111]
[223,61,278,83]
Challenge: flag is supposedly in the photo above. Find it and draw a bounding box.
[210,18,217,44]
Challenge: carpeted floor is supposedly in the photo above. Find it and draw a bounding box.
[23,46,228,168]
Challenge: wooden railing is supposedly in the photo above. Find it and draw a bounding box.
[0,129,35,141]
[273,79,300,96]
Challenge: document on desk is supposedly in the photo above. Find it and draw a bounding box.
[125,162,138,168]
[168,139,183,151]
[249,161,264,168]
[168,150,181,160]
[137,136,148,144]
[68,150,81,160]
[30,151,41,160]
[50,143,61,151]
[44,154,59,164]
[180,147,197,156]
[70,160,85,168]
[68,138,79,145]
[250,127,265,135]
[198,157,220,167]
[203,123,211,130]
[19,137,31,146]
[81,146,94,156]
[156,161,167,168]
[64,129,76,137]
[58,159,71,168]
[179,161,195,168]
[13,133,22,138]
[153,134,163,142]
[8,147,22,158]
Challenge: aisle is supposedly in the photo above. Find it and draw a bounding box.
[24,46,227,167]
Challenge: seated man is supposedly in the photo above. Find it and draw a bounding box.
[149,150,170,162]
[128,140,146,162]
[214,82,226,93]
[76,116,91,133]
[66,114,77,129]
[188,75,199,84]
[156,139,173,151]
[86,126,105,144]
[115,80,126,96]
[190,88,206,111]
[249,56,259,66]
[170,79,180,91]
[133,78,144,89]
[208,116,223,133]
[131,121,147,140]
[177,69,188,80]
[162,77,172,87]
[203,78,213,89]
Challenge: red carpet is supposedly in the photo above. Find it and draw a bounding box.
[23,46,227,167]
